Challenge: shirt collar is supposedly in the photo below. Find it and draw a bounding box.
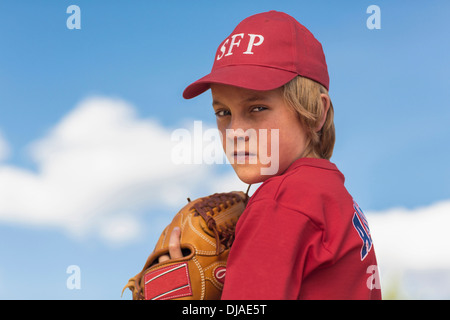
[283,157,340,175]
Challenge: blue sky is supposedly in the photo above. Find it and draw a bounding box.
[0,1,449,299]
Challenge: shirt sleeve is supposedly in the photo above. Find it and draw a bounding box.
[221,198,328,300]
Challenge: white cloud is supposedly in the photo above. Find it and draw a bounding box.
[98,214,142,246]
[0,96,246,245]
[366,200,450,299]
[368,200,450,270]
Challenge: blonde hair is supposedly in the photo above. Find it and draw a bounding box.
[282,76,335,160]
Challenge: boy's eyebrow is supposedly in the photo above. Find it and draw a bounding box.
[212,99,226,108]
[241,95,270,104]
[212,95,270,108]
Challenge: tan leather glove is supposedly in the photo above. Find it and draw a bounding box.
[123,191,249,300]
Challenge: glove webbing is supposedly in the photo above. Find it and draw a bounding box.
[190,192,245,255]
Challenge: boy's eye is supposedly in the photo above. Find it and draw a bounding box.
[214,109,231,117]
[251,105,267,112]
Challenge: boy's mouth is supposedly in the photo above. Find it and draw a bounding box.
[232,151,257,163]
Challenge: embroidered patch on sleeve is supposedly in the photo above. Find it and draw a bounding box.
[144,262,192,300]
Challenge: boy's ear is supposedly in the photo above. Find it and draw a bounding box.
[316,94,331,132]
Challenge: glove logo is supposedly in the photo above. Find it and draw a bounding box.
[214,266,226,284]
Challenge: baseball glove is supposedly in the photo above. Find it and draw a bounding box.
[123,190,249,300]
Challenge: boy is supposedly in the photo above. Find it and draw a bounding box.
[163,10,381,299]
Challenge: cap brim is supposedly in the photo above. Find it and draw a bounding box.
[182,65,298,99]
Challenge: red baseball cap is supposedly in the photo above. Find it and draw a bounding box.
[183,10,329,99]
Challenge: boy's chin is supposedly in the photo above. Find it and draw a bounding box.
[232,164,274,185]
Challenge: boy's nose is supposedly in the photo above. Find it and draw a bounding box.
[226,122,251,142]
[227,116,250,135]
[228,131,250,143]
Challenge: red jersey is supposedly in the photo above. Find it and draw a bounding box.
[221,158,381,300]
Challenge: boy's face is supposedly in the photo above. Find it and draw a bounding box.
[211,84,309,184]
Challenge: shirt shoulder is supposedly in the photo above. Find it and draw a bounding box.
[249,158,349,217]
